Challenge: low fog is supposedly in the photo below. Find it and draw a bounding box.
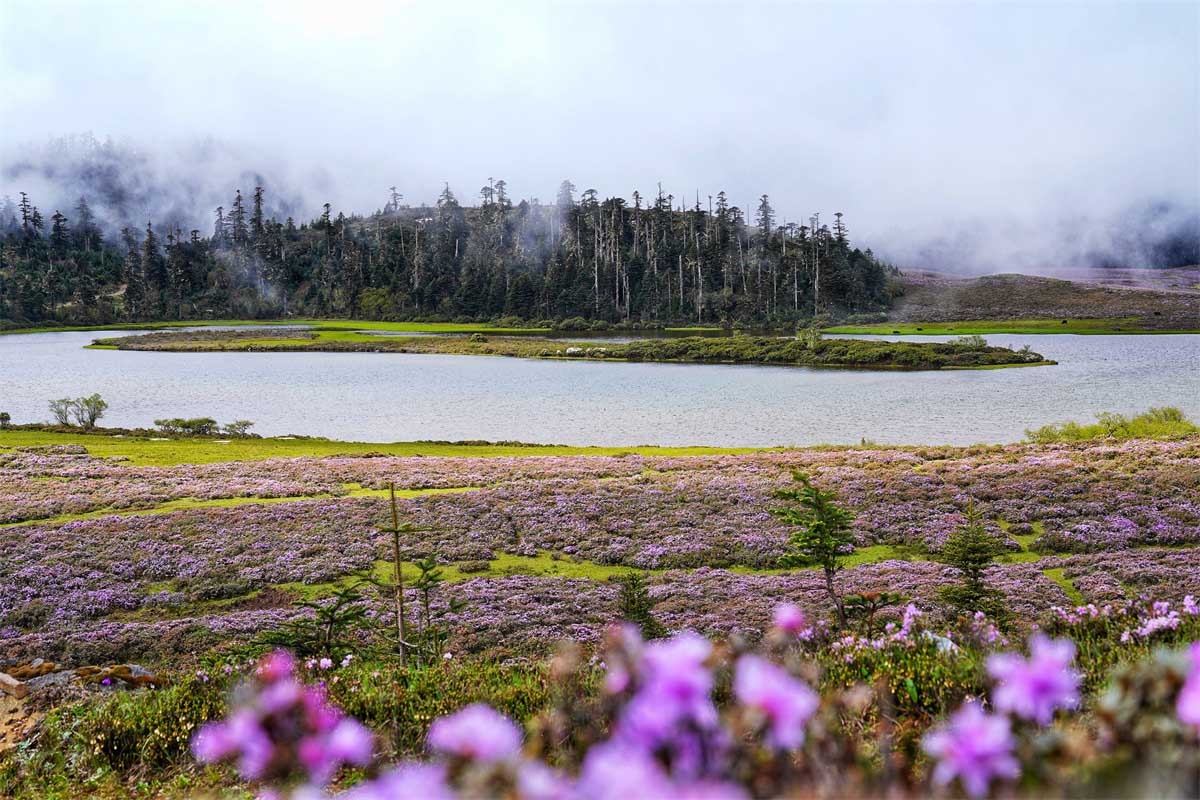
[1,1,1197,272]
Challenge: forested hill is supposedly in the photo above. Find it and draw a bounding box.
[0,182,896,327]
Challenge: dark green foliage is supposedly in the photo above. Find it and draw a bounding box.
[1,187,895,327]
[615,572,667,639]
[771,472,856,628]
[148,417,257,437]
[408,554,466,664]
[0,675,226,797]
[257,585,368,659]
[0,659,560,797]
[154,417,219,436]
[221,420,256,437]
[618,335,1044,368]
[0,412,9,428]
[936,502,1009,620]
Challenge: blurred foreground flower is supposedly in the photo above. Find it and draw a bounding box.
[191,650,373,786]
[987,634,1081,725]
[923,701,1020,798]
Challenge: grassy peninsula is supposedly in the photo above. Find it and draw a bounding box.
[93,328,1053,370]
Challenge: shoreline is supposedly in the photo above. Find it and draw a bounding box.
[3,314,1198,338]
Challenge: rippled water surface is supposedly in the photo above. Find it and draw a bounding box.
[1,330,1196,446]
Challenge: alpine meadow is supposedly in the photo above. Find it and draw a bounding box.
[1,2,1199,799]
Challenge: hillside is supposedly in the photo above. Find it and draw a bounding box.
[887,268,1200,329]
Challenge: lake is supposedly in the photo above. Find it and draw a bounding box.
[1,330,1196,446]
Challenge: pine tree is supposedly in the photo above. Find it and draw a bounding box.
[937,501,1009,621]
[616,572,666,639]
[49,211,69,256]
[251,186,265,247]
[229,190,248,248]
[142,221,166,298]
[75,196,97,252]
[121,227,146,319]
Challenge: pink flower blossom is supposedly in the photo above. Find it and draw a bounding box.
[346,763,454,800]
[516,760,575,800]
[299,717,375,784]
[192,708,274,780]
[427,703,522,761]
[256,650,295,682]
[923,701,1020,799]
[733,655,818,749]
[616,632,718,750]
[578,741,674,800]
[1177,642,1200,730]
[772,603,806,634]
[987,634,1080,725]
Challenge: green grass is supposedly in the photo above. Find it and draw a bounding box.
[994,521,1045,564]
[0,485,479,529]
[0,318,556,336]
[277,553,646,599]
[823,317,1200,335]
[10,313,1198,339]
[0,429,761,466]
[1025,407,1198,443]
[1043,567,1084,604]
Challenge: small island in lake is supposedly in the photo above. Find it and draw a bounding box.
[94,328,1054,370]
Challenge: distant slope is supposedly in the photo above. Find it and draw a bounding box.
[888,268,1200,328]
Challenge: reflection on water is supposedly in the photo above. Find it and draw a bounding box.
[1,330,1196,446]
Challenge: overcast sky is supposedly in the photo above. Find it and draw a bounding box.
[1,0,1197,270]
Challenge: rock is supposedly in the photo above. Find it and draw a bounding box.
[25,670,77,691]
[0,672,27,699]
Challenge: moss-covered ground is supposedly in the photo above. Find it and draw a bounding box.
[0,429,759,467]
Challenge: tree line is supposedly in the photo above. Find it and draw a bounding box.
[0,181,897,326]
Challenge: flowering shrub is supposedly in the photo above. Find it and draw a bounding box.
[190,609,1200,799]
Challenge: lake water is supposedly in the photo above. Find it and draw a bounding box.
[1,330,1196,446]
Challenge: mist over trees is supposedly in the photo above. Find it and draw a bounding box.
[0,180,896,326]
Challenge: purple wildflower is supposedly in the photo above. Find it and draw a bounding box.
[298,717,375,785]
[346,763,454,800]
[617,631,718,749]
[675,782,751,799]
[923,701,1020,798]
[772,603,806,634]
[578,741,674,800]
[516,759,576,800]
[192,707,275,780]
[1177,642,1200,730]
[987,634,1081,724]
[426,703,522,761]
[257,649,295,682]
[733,655,819,749]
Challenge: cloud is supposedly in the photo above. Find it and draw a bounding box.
[1,1,1196,270]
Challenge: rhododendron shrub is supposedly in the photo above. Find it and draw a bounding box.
[192,607,1200,799]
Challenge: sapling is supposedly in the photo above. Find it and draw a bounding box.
[771,471,856,629]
